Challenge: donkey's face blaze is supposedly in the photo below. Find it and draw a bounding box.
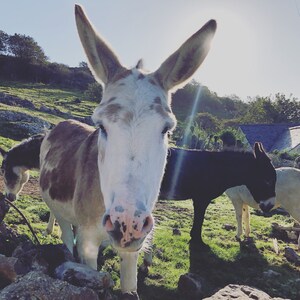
[93,71,175,250]
[75,4,216,253]
[1,159,29,201]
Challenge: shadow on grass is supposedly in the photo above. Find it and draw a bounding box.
[188,239,300,299]
[136,239,269,300]
[100,239,300,299]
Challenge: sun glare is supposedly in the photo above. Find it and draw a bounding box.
[195,8,259,99]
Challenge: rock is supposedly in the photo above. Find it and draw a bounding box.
[120,292,140,300]
[54,261,114,292]
[0,110,51,139]
[223,224,236,231]
[173,228,181,235]
[263,269,281,279]
[0,271,99,300]
[284,247,300,266]
[203,284,288,299]
[0,195,10,223]
[12,242,75,275]
[0,222,29,256]
[0,254,28,288]
[178,272,204,298]
[0,92,36,110]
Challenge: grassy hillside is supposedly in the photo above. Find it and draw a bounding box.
[0,81,299,299]
[0,81,97,120]
[0,81,97,141]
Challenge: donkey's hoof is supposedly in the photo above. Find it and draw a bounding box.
[121,291,139,300]
[235,235,241,242]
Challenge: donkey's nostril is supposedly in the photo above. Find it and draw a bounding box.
[142,216,154,234]
[103,214,114,231]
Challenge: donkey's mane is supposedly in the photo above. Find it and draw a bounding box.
[10,134,45,153]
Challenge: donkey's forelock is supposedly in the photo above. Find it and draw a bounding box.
[92,68,174,128]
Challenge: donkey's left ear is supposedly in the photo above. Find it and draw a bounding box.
[253,142,267,158]
[154,19,217,92]
[75,5,125,85]
[0,147,7,158]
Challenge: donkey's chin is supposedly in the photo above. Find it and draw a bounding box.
[110,237,146,253]
[259,197,276,213]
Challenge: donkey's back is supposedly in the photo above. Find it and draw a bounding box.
[40,120,106,258]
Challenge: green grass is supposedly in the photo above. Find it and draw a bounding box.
[0,81,98,118]
[5,193,299,299]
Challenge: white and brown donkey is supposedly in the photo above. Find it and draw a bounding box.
[39,5,216,297]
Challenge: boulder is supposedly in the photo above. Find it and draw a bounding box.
[54,261,114,292]
[0,222,29,257]
[203,284,288,300]
[178,272,204,298]
[0,271,99,300]
[0,254,28,288]
[0,110,51,139]
[12,242,75,275]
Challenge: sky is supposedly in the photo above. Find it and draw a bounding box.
[1,0,300,101]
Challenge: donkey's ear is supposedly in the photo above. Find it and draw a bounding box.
[154,19,217,92]
[253,142,267,158]
[0,147,7,157]
[75,5,125,85]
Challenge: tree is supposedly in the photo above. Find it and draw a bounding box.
[84,82,103,102]
[7,34,48,64]
[0,30,9,54]
[273,93,300,123]
[220,130,236,149]
[79,61,89,69]
[195,112,221,134]
[241,96,278,124]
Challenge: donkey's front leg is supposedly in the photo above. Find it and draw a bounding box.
[119,251,139,298]
[76,225,104,269]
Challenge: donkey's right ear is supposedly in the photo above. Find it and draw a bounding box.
[154,19,217,92]
[75,5,126,85]
[0,147,7,157]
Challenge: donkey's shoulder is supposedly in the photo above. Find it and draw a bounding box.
[46,120,95,145]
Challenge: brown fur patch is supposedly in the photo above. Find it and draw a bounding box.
[155,104,170,118]
[103,103,123,122]
[122,111,134,125]
[149,103,170,119]
[148,78,158,86]
[154,97,162,105]
[40,120,96,202]
[107,97,117,104]
[111,69,132,84]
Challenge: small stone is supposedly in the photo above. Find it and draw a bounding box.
[178,272,203,298]
[173,228,181,235]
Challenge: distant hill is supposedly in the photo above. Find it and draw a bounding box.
[0,55,94,90]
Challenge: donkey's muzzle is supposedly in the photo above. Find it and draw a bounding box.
[259,200,274,213]
[103,213,154,250]
[5,192,16,202]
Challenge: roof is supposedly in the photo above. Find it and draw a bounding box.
[239,124,300,152]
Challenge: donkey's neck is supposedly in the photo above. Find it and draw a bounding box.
[9,135,44,170]
[216,151,256,188]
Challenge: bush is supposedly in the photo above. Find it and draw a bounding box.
[84,82,103,102]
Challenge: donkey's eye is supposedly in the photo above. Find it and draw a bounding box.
[162,126,170,135]
[99,124,107,138]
